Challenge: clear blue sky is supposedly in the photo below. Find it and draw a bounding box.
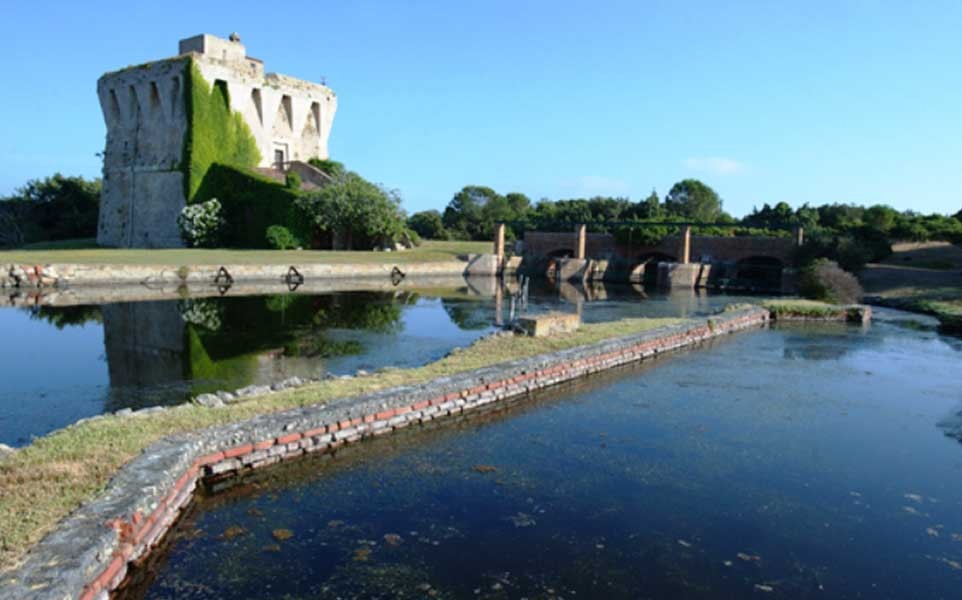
[1,1,960,218]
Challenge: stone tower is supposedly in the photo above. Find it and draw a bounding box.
[96,34,337,248]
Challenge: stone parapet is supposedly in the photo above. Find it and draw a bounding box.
[0,307,770,600]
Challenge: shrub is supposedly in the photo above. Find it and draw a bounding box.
[796,230,890,272]
[285,171,302,190]
[177,198,225,248]
[798,259,863,304]
[266,225,299,250]
[295,172,407,249]
[307,158,346,179]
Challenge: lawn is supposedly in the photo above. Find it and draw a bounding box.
[0,240,493,265]
[0,316,683,569]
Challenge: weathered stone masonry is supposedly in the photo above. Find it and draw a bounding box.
[0,307,769,600]
[1,255,506,290]
[97,33,337,248]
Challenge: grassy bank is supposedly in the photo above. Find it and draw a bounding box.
[0,240,491,266]
[900,298,962,333]
[0,316,683,569]
[857,242,961,332]
[760,299,863,320]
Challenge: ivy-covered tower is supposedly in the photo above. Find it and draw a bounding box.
[96,34,337,248]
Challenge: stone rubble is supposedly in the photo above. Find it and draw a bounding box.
[0,265,61,289]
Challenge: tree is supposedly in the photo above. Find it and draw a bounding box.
[0,198,31,247]
[794,203,820,230]
[816,204,864,230]
[296,172,407,249]
[664,179,723,221]
[637,189,662,219]
[407,210,447,240]
[442,186,500,240]
[16,174,101,241]
[504,192,532,218]
[742,201,795,230]
[482,192,530,239]
[863,205,899,233]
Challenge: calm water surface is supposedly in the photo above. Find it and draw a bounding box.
[0,281,749,445]
[126,311,962,599]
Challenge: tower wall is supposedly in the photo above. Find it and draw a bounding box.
[97,59,189,248]
[96,35,337,248]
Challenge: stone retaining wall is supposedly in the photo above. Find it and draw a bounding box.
[3,275,500,308]
[0,307,770,600]
[2,261,475,289]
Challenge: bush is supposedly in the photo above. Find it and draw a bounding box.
[266,225,299,250]
[177,198,225,248]
[285,171,301,190]
[798,259,863,304]
[796,230,890,272]
[307,158,346,179]
[295,172,407,249]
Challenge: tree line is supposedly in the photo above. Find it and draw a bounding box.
[2,172,961,266]
[0,174,101,248]
[407,179,962,270]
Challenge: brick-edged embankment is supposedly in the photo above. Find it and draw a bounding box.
[0,307,769,600]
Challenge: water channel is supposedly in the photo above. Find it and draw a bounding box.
[0,278,752,446]
[113,309,962,599]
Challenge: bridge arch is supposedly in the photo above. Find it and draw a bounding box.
[634,251,676,263]
[628,252,677,285]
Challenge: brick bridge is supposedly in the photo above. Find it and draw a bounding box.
[520,228,800,265]
[491,224,804,290]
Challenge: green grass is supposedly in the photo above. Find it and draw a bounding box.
[0,240,492,266]
[909,299,962,332]
[0,316,682,569]
[17,238,99,251]
[760,299,855,318]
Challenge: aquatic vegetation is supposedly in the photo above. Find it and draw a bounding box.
[221,525,246,540]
